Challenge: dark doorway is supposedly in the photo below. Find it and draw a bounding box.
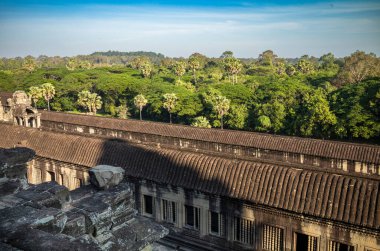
[295,232,317,251]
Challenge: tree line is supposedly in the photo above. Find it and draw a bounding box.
[0,50,379,142]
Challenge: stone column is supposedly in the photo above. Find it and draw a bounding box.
[18,117,23,126]
[200,207,208,237]
[0,103,3,121]
[24,116,29,127]
[32,118,36,128]
[155,197,161,222]
[36,115,41,128]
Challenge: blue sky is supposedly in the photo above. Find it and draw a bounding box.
[0,0,379,58]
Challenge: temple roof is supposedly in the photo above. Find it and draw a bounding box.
[0,123,379,231]
[41,111,380,164]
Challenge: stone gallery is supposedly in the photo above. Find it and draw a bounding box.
[0,91,379,250]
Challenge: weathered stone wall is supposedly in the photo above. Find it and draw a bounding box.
[7,148,379,251]
[0,151,168,250]
[27,156,90,190]
[40,120,380,176]
[135,180,380,251]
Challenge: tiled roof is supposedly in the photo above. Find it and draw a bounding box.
[0,123,379,230]
[41,111,380,164]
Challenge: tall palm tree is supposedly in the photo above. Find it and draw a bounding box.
[173,61,186,80]
[89,93,102,115]
[41,83,55,111]
[163,93,178,124]
[28,86,42,108]
[214,95,230,129]
[77,90,102,115]
[134,94,148,120]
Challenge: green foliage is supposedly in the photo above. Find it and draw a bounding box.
[255,100,286,133]
[191,116,211,128]
[23,56,37,73]
[28,86,42,108]
[163,93,178,123]
[296,59,315,74]
[66,58,92,71]
[77,90,102,114]
[140,62,153,78]
[1,51,379,142]
[116,104,130,119]
[296,88,337,138]
[256,115,271,132]
[213,95,230,129]
[330,80,380,139]
[223,57,243,84]
[188,53,206,84]
[226,104,248,129]
[258,50,277,67]
[173,61,187,80]
[134,94,148,120]
[41,82,56,111]
[335,51,380,86]
[175,80,195,92]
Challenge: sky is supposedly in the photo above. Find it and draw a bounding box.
[0,0,379,58]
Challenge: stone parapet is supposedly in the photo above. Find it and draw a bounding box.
[0,149,168,250]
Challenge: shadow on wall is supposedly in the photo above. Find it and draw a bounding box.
[96,138,248,250]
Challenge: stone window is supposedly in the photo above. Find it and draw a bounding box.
[46,171,55,182]
[233,217,254,245]
[300,154,304,164]
[313,157,320,166]
[253,149,261,158]
[209,211,224,237]
[162,199,177,223]
[185,205,200,230]
[74,178,83,189]
[263,224,284,251]
[283,152,289,161]
[294,232,318,251]
[337,159,348,171]
[142,195,154,216]
[328,240,354,251]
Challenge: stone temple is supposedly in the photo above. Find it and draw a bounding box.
[0,91,379,250]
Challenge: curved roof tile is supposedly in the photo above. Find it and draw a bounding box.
[0,123,379,230]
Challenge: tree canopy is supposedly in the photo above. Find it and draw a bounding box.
[0,50,379,143]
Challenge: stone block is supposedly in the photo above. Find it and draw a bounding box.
[61,211,87,237]
[89,165,125,189]
[15,182,70,209]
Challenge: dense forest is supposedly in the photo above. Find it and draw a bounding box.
[0,50,379,143]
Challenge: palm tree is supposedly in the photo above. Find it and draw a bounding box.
[134,94,148,120]
[223,57,243,84]
[163,93,178,124]
[140,62,153,78]
[88,93,102,115]
[188,53,205,84]
[41,83,55,111]
[28,86,42,108]
[213,95,230,129]
[191,116,211,128]
[77,90,102,115]
[173,61,186,80]
[23,55,37,73]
